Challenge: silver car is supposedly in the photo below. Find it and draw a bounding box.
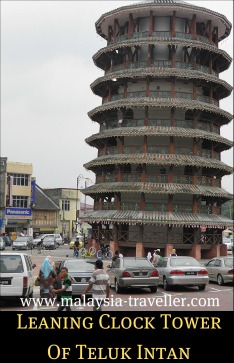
[204,256,234,285]
[106,257,159,293]
[60,259,95,296]
[12,236,33,250]
[156,256,209,291]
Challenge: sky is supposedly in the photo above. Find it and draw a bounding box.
[1,0,233,194]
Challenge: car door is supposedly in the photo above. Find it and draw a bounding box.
[157,258,168,284]
[205,259,216,281]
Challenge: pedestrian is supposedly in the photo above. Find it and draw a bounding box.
[119,251,123,258]
[147,251,152,262]
[112,250,119,262]
[152,249,161,265]
[81,259,110,311]
[38,257,56,303]
[74,237,80,257]
[51,267,72,311]
[170,248,177,256]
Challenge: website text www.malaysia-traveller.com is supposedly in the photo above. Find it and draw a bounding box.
[19,294,221,309]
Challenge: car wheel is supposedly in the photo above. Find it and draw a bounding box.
[163,277,170,291]
[217,274,224,286]
[115,279,123,293]
[150,286,157,293]
[198,285,206,291]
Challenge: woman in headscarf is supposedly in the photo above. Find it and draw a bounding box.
[38,257,56,301]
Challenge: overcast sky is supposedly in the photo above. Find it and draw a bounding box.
[1,0,233,194]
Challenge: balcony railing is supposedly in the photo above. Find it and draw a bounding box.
[105,60,219,78]
[107,31,216,47]
[100,118,220,134]
[102,91,219,106]
[95,173,221,187]
[93,201,222,215]
[98,145,220,160]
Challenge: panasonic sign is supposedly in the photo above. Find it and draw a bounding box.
[5,208,32,219]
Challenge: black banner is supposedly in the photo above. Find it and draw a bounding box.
[2,311,233,361]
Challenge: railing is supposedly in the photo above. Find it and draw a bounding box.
[98,145,220,160]
[94,202,222,215]
[99,118,220,134]
[108,31,216,47]
[106,60,219,78]
[102,91,219,106]
[95,173,221,187]
[91,229,222,246]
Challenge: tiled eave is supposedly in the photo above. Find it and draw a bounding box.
[80,210,233,228]
[82,182,232,199]
[84,154,233,174]
[95,2,231,42]
[85,126,233,149]
[88,98,232,122]
[93,38,232,69]
[91,68,233,97]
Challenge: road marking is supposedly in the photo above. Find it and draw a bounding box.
[209,287,233,292]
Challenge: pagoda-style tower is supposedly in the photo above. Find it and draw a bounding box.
[82,0,233,258]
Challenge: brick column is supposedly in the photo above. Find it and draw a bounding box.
[202,245,221,259]
[165,244,174,256]
[110,240,119,254]
[220,244,228,256]
[136,242,145,257]
[188,244,201,259]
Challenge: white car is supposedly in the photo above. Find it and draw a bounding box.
[0,252,36,299]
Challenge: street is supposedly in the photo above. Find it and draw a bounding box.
[1,245,233,311]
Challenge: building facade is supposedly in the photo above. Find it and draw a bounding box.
[2,160,34,239]
[82,0,233,258]
[43,188,92,239]
[31,184,60,237]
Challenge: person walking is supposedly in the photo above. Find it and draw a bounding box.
[74,237,80,257]
[152,249,161,265]
[147,251,152,262]
[52,267,72,311]
[81,259,110,311]
[38,257,56,303]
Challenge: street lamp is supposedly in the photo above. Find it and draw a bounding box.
[75,174,94,234]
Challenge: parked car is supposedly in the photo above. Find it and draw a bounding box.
[0,252,36,299]
[12,236,33,250]
[33,233,63,248]
[57,259,95,296]
[42,236,59,250]
[0,237,6,251]
[156,256,209,291]
[2,236,13,246]
[106,257,159,293]
[204,256,234,285]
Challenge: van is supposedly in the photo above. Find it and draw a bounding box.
[0,252,36,299]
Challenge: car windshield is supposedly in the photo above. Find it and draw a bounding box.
[170,257,200,267]
[0,255,23,273]
[123,259,152,268]
[64,260,95,272]
[43,237,54,242]
[224,258,233,267]
[15,237,28,242]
